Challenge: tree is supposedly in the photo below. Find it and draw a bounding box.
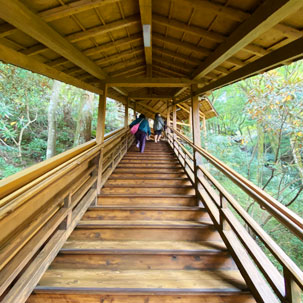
[46,80,61,159]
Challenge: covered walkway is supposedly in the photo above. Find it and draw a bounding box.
[0,0,303,302]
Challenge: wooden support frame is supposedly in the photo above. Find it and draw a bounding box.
[191,0,303,79]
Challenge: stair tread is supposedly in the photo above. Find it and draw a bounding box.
[88,206,203,211]
[98,194,196,197]
[35,269,247,292]
[61,240,227,253]
[78,220,212,228]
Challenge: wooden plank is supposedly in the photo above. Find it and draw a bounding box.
[34,269,247,291]
[0,0,107,80]
[192,0,303,79]
[1,188,96,303]
[139,0,152,73]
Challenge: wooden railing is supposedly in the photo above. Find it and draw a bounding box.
[167,126,303,303]
[0,127,134,303]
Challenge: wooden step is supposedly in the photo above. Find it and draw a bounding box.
[120,159,179,163]
[50,240,235,271]
[33,269,248,293]
[110,173,188,179]
[114,168,185,173]
[105,179,192,186]
[82,207,210,221]
[117,163,182,168]
[70,224,219,241]
[101,187,195,195]
[28,293,256,303]
[98,195,197,206]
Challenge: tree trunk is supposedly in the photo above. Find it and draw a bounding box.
[73,92,86,147]
[46,80,61,159]
[82,92,94,142]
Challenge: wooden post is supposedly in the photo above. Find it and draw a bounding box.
[124,97,129,128]
[172,102,177,153]
[124,97,129,153]
[284,268,301,303]
[96,84,107,144]
[134,101,137,119]
[191,85,202,202]
[189,106,192,134]
[96,84,107,194]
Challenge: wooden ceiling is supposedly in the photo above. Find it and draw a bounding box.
[0,0,303,122]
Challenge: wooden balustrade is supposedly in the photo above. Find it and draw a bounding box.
[0,128,134,301]
[166,126,303,303]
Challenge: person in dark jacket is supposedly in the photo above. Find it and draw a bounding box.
[153,113,164,143]
[129,114,151,153]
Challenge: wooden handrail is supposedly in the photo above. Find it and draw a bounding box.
[0,129,133,302]
[166,127,303,302]
[168,126,303,239]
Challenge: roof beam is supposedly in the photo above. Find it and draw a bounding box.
[105,57,144,74]
[105,77,200,88]
[0,42,103,95]
[0,0,107,80]
[139,0,152,76]
[193,37,303,98]
[175,37,303,105]
[191,0,303,80]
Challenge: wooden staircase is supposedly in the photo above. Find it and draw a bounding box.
[27,141,256,303]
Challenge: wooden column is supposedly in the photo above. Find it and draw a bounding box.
[191,85,202,202]
[134,101,137,119]
[96,84,107,194]
[172,102,177,153]
[124,97,129,128]
[189,106,192,134]
[166,101,171,127]
[96,84,107,144]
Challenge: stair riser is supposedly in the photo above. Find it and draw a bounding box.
[28,293,256,303]
[120,160,179,163]
[51,253,236,270]
[114,168,185,173]
[105,180,192,186]
[101,188,195,195]
[70,228,220,241]
[98,197,197,206]
[117,162,182,169]
[82,210,209,221]
[110,173,188,179]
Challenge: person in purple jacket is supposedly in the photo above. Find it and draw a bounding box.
[129,114,151,153]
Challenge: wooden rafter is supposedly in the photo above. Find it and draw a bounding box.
[191,0,303,80]
[192,37,303,99]
[139,0,152,76]
[0,0,120,38]
[0,0,107,80]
